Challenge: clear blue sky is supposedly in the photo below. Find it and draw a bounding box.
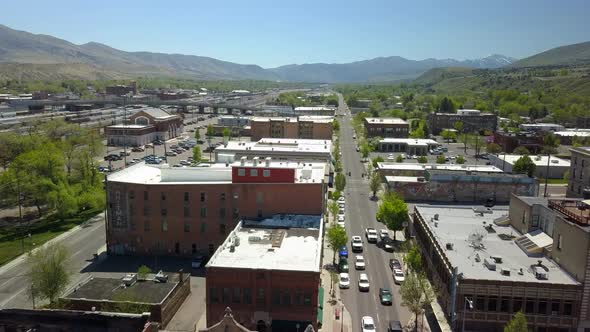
[1,0,589,68]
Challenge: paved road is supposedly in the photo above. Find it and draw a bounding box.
[0,213,106,309]
[337,94,410,330]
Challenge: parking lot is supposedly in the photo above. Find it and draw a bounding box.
[99,113,233,171]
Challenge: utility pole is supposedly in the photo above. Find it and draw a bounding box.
[123,95,128,168]
[544,153,551,197]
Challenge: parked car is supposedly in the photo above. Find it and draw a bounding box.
[389,258,402,271]
[355,255,366,270]
[131,146,144,152]
[337,215,345,228]
[358,273,370,291]
[339,273,350,289]
[379,229,389,239]
[119,150,131,156]
[378,237,394,252]
[339,245,348,258]
[379,288,393,305]
[361,316,376,332]
[165,151,177,156]
[387,320,403,332]
[393,268,405,284]
[338,258,349,273]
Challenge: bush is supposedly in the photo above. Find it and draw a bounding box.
[396,155,404,163]
[436,155,446,164]
[372,156,384,168]
[417,156,428,163]
[456,155,466,164]
[332,191,342,201]
[137,265,152,280]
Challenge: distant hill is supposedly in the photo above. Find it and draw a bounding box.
[511,41,590,67]
[0,63,129,81]
[413,67,476,85]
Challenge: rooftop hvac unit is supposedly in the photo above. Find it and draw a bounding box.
[551,159,559,164]
[434,214,439,220]
[446,243,454,250]
[484,258,496,271]
[301,166,313,180]
[490,255,503,263]
[533,266,548,280]
[500,268,511,276]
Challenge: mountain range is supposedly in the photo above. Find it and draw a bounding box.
[0,24,588,83]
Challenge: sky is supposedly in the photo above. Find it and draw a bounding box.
[1,0,589,68]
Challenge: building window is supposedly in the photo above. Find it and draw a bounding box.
[257,288,265,305]
[263,170,271,177]
[564,301,573,316]
[184,206,190,217]
[303,293,312,306]
[144,191,148,200]
[192,244,196,254]
[161,208,167,216]
[200,207,207,218]
[282,290,291,306]
[220,224,226,235]
[487,297,497,312]
[475,298,485,311]
[233,288,241,304]
[129,204,135,216]
[250,169,258,177]
[238,168,246,176]
[184,192,189,202]
[557,234,562,250]
[272,289,280,305]
[294,292,303,305]
[200,223,207,233]
[222,287,230,304]
[219,208,226,219]
[143,206,149,216]
[244,288,252,304]
[220,193,226,200]
[161,220,168,232]
[525,300,535,313]
[184,223,191,233]
[129,191,135,199]
[500,297,510,312]
[210,288,219,303]
[538,300,548,315]
[513,298,523,313]
[551,301,560,315]
[161,192,166,201]
[201,192,206,202]
[144,220,150,232]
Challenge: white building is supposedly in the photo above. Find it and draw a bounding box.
[214,138,332,164]
[489,154,570,179]
[519,123,565,133]
[377,138,440,155]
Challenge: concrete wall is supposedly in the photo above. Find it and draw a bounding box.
[551,215,590,283]
[568,149,590,198]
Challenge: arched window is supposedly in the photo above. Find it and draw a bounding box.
[135,116,149,125]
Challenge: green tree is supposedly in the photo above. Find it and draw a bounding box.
[436,155,446,164]
[335,172,346,192]
[438,97,456,113]
[193,146,202,162]
[206,124,215,160]
[137,265,152,280]
[377,194,409,241]
[456,155,466,164]
[194,128,201,140]
[513,155,536,177]
[333,119,340,132]
[417,156,428,163]
[542,132,560,155]
[441,129,457,143]
[369,172,382,198]
[222,127,231,141]
[469,134,485,157]
[396,154,404,163]
[326,225,348,265]
[486,143,502,154]
[400,272,436,332]
[328,201,340,224]
[405,246,423,273]
[28,243,71,305]
[47,182,78,219]
[360,141,371,160]
[513,146,531,155]
[372,156,384,168]
[504,311,528,332]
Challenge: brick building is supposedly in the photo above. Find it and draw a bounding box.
[105,107,183,147]
[413,205,581,332]
[105,158,327,257]
[106,81,138,96]
[428,110,497,135]
[493,132,544,154]
[206,214,323,332]
[250,116,333,141]
[567,147,590,198]
[363,117,409,138]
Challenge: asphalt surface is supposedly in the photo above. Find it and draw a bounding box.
[337,94,411,331]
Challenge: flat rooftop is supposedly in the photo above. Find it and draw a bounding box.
[217,138,332,154]
[495,154,570,167]
[63,277,176,303]
[555,130,590,137]
[415,205,578,285]
[377,163,502,173]
[294,106,335,111]
[108,160,327,184]
[365,117,408,125]
[106,124,150,129]
[206,214,323,272]
[251,116,297,123]
[385,176,421,183]
[379,138,438,146]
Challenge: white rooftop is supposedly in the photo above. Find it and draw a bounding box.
[206,215,323,272]
[377,163,502,173]
[251,116,297,122]
[107,124,150,129]
[555,130,590,137]
[385,176,421,183]
[379,138,439,146]
[415,205,578,285]
[294,106,335,111]
[216,138,332,158]
[496,154,570,167]
[365,117,408,125]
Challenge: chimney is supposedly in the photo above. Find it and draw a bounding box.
[265,157,271,167]
[240,156,247,166]
[253,156,259,166]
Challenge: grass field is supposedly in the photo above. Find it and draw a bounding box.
[0,208,102,267]
[545,178,569,184]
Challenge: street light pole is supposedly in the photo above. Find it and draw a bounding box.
[462,297,473,332]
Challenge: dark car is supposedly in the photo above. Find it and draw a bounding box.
[338,257,349,273]
[339,245,348,258]
[377,237,395,252]
[389,258,402,271]
[387,320,403,332]
[379,288,393,305]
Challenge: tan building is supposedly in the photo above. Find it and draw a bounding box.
[250,116,333,141]
[106,107,183,147]
[413,205,581,332]
[567,147,590,198]
[363,117,409,138]
[105,159,327,257]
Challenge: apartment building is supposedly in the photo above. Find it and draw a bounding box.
[105,158,327,257]
[249,116,333,141]
[206,215,323,332]
[567,147,590,198]
[363,117,409,138]
[428,110,498,135]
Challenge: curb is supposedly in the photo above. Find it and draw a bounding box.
[0,212,105,275]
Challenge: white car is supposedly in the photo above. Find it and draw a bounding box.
[339,273,350,289]
[351,236,363,252]
[338,201,345,209]
[337,215,345,228]
[361,316,376,332]
[400,154,406,159]
[365,228,378,243]
[338,196,345,203]
[379,229,389,239]
[358,273,370,291]
[393,268,405,284]
[387,153,395,160]
[355,255,366,270]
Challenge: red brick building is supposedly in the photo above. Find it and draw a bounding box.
[105,107,183,147]
[105,158,327,257]
[206,215,323,332]
[363,117,409,138]
[250,116,333,141]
